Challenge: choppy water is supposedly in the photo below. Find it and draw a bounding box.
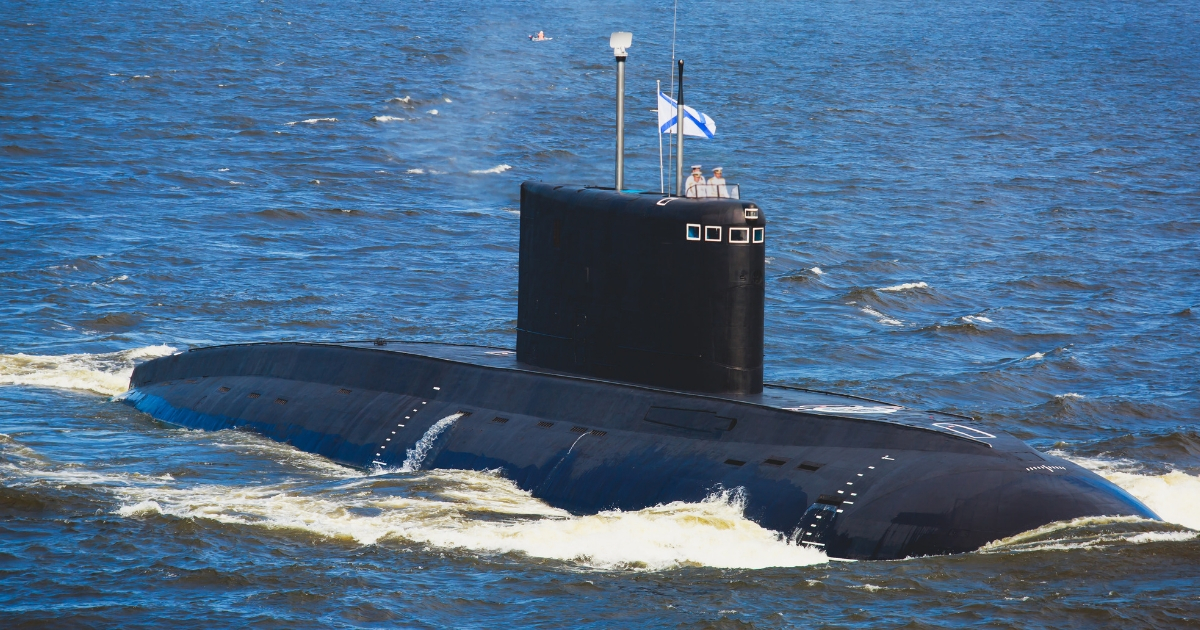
[2,0,1199,626]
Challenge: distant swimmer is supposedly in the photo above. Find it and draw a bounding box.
[529,31,552,42]
[685,165,706,197]
[707,166,728,198]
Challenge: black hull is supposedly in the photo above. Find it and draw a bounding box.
[122,341,1157,560]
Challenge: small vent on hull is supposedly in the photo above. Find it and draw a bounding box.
[537,421,554,428]
[764,458,786,466]
[274,398,287,405]
[798,461,823,472]
[724,459,746,466]
[590,430,607,436]
[337,388,351,395]
[491,417,509,424]
[570,426,589,434]
[247,393,261,399]
[218,386,230,393]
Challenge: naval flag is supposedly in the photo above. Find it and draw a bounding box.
[658,92,716,139]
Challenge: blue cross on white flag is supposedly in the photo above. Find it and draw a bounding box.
[658,92,716,139]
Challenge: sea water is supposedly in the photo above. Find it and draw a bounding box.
[1,0,1198,626]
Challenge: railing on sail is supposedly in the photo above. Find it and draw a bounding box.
[683,183,741,199]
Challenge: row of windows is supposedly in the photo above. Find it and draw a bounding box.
[686,224,764,244]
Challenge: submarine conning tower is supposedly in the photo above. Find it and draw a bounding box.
[517,182,766,394]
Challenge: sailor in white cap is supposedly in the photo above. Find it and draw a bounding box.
[685,165,706,198]
[707,166,728,198]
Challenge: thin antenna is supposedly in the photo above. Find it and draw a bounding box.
[666,0,679,193]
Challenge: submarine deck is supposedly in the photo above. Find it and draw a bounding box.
[181,340,993,447]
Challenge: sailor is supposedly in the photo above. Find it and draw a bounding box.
[707,167,728,198]
[685,165,707,197]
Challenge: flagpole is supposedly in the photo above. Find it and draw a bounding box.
[657,80,664,194]
[675,59,685,197]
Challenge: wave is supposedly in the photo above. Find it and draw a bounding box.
[860,306,902,326]
[285,118,337,126]
[370,115,406,122]
[112,473,827,570]
[878,281,929,292]
[0,346,176,396]
[470,164,512,174]
[1065,454,1200,530]
[810,267,824,275]
[980,515,1196,554]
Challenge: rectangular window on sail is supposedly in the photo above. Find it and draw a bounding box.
[705,226,721,242]
[753,227,764,243]
[686,224,701,240]
[729,227,750,244]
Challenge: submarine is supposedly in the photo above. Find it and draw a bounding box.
[121,38,1157,560]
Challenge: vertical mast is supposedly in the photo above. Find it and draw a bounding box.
[675,59,685,196]
[610,32,632,192]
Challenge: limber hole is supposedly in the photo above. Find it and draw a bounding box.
[570,426,589,434]
[492,417,509,424]
[724,459,746,467]
[798,461,823,472]
[274,398,288,405]
[337,388,351,395]
[590,430,607,437]
[537,421,554,428]
[217,386,230,393]
[764,458,786,466]
[247,393,261,399]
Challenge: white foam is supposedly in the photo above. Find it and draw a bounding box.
[860,306,903,326]
[962,315,993,324]
[0,345,176,396]
[810,267,824,275]
[112,476,827,570]
[1064,454,1200,530]
[285,117,338,126]
[388,96,412,103]
[980,514,1198,553]
[1057,392,1084,399]
[878,282,929,292]
[406,168,425,174]
[443,97,452,103]
[370,115,405,122]
[427,109,439,115]
[1023,352,1045,360]
[470,164,512,174]
[90,274,129,287]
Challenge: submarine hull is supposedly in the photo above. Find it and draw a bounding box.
[122,341,1157,560]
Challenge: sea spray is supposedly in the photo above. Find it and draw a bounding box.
[0,345,176,396]
[397,412,465,472]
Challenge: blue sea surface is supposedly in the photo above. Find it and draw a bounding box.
[1,0,1198,627]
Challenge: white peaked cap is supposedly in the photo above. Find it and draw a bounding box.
[712,166,723,171]
[690,164,703,169]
